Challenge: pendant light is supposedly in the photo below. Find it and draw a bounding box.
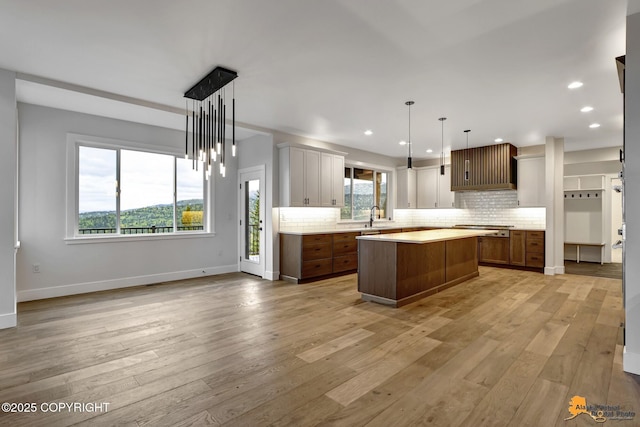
[464,129,470,181]
[183,66,238,178]
[438,117,447,175]
[406,101,414,169]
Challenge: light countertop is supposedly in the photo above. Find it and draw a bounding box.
[355,229,497,244]
[279,226,544,236]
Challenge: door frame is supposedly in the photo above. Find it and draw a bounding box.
[238,165,266,278]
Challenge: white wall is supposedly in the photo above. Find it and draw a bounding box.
[0,69,17,328]
[16,103,239,301]
[624,8,640,375]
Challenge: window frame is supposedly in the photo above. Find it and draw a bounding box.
[65,133,213,244]
[340,163,392,222]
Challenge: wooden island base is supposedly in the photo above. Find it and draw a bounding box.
[357,230,491,307]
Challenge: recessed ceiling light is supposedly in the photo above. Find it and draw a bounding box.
[426,149,433,153]
[568,81,583,89]
[494,138,503,143]
[581,106,594,113]
[399,140,407,145]
[364,129,373,136]
[589,123,600,128]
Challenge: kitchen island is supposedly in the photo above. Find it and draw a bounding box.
[356,229,496,307]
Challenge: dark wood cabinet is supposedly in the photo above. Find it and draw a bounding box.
[510,230,526,266]
[525,231,545,268]
[451,143,517,191]
[478,237,510,264]
[280,232,359,282]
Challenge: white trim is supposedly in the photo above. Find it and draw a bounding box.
[64,231,216,245]
[16,264,239,302]
[0,312,17,329]
[264,270,280,281]
[623,346,640,375]
[544,265,566,275]
[238,165,266,277]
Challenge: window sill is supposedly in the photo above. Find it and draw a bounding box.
[64,231,216,245]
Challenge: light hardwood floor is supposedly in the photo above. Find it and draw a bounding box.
[0,267,638,426]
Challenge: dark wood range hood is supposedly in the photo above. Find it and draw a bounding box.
[450,142,517,191]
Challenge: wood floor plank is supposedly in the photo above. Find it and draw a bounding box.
[507,378,569,427]
[296,328,375,363]
[0,269,631,426]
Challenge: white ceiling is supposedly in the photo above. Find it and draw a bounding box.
[0,0,628,159]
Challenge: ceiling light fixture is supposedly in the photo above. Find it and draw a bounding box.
[464,129,471,181]
[426,149,433,153]
[184,66,238,178]
[589,123,601,128]
[364,129,373,136]
[439,117,447,175]
[405,101,414,169]
[399,140,407,146]
[494,138,503,143]
[580,106,594,112]
[568,81,583,89]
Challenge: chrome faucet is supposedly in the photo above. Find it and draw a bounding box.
[369,205,380,228]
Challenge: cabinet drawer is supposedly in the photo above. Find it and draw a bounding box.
[526,253,544,268]
[302,243,332,260]
[333,239,357,255]
[333,232,359,243]
[526,238,544,253]
[526,231,545,240]
[301,258,333,278]
[303,234,332,246]
[333,253,358,273]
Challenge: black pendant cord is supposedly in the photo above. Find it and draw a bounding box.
[232,81,236,156]
[185,100,189,159]
[191,101,195,169]
[439,117,446,175]
[464,129,471,181]
[405,101,414,169]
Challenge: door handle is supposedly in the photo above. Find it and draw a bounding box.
[613,240,623,249]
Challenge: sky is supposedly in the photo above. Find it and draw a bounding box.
[78,146,203,213]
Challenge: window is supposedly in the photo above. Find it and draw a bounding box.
[341,167,388,221]
[77,144,205,236]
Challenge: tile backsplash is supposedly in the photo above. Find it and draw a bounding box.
[279,191,546,231]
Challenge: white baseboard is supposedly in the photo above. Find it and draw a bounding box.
[544,265,566,275]
[264,270,280,281]
[17,264,238,302]
[623,346,640,375]
[0,312,17,329]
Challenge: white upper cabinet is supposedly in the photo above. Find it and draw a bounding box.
[438,165,455,208]
[396,167,416,209]
[321,153,344,207]
[517,156,545,207]
[416,165,454,209]
[279,144,345,207]
[417,167,438,208]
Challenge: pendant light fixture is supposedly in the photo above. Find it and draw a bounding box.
[406,101,414,169]
[439,117,447,175]
[184,66,238,179]
[464,129,471,181]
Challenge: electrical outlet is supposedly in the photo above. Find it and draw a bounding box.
[32,264,40,273]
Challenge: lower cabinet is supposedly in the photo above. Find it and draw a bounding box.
[525,231,545,268]
[280,232,359,282]
[510,230,526,266]
[509,230,545,269]
[332,232,359,273]
[478,236,510,264]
